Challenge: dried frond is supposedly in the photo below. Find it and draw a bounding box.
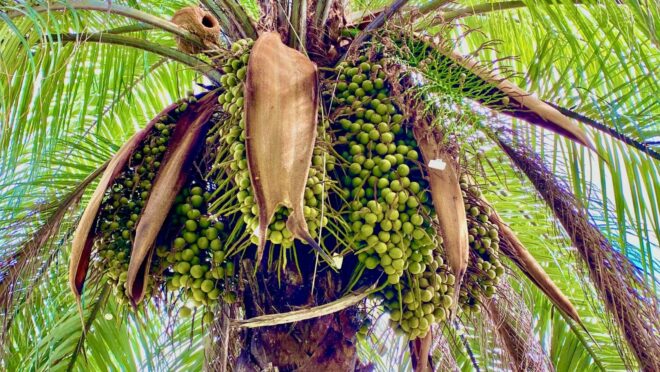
[478,204,580,323]
[128,92,220,304]
[70,101,182,307]
[410,331,433,371]
[483,281,554,372]
[494,132,660,371]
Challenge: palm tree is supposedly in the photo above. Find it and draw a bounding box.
[1,0,658,370]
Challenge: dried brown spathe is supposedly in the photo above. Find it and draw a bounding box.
[127,92,219,305]
[413,126,469,315]
[244,32,333,265]
[69,105,172,306]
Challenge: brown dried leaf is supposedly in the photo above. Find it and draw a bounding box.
[244,32,333,265]
[127,92,218,305]
[410,331,434,372]
[490,211,580,323]
[413,127,469,315]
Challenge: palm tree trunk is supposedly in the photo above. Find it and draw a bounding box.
[236,310,364,371]
[228,256,369,371]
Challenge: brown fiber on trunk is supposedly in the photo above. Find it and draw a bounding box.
[232,257,370,371]
[236,310,365,371]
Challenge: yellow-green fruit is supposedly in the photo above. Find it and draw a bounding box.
[180,307,192,317]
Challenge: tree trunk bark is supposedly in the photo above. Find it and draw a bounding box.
[236,309,366,371]
[231,253,373,371]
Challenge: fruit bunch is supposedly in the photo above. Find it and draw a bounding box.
[215,39,253,227]
[326,56,435,283]
[376,252,456,339]
[325,56,453,339]
[161,182,236,317]
[458,177,505,314]
[92,105,186,304]
[216,38,337,252]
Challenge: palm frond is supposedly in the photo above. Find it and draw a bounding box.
[450,0,659,287]
[0,163,106,346]
[6,0,207,48]
[495,132,660,370]
[54,32,222,82]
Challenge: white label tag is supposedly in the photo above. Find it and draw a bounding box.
[429,159,447,171]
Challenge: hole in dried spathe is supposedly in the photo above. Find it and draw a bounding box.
[202,15,215,28]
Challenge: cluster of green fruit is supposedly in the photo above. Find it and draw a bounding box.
[217,39,253,233]
[218,38,335,250]
[325,56,453,339]
[160,183,236,319]
[94,103,184,304]
[327,57,434,282]
[458,178,504,314]
[381,258,455,339]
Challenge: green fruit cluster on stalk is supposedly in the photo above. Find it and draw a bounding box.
[326,56,435,283]
[93,101,189,304]
[325,56,452,339]
[217,38,337,251]
[380,258,455,340]
[217,39,253,234]
[161,183,236,317]
[458,177,505,314]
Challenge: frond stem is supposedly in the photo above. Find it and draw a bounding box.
[66,284,111,371]
[424,0,623,20]
[289,0,307,50]
[416,0,457,16]
[208,0,258,39]
[455,321,481,372]
[54,33,222,83]
[545,102,660,160]
[313,0,334,29]
[8,0,205,50]
[342,0,411,60]
[104,23,153,34]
